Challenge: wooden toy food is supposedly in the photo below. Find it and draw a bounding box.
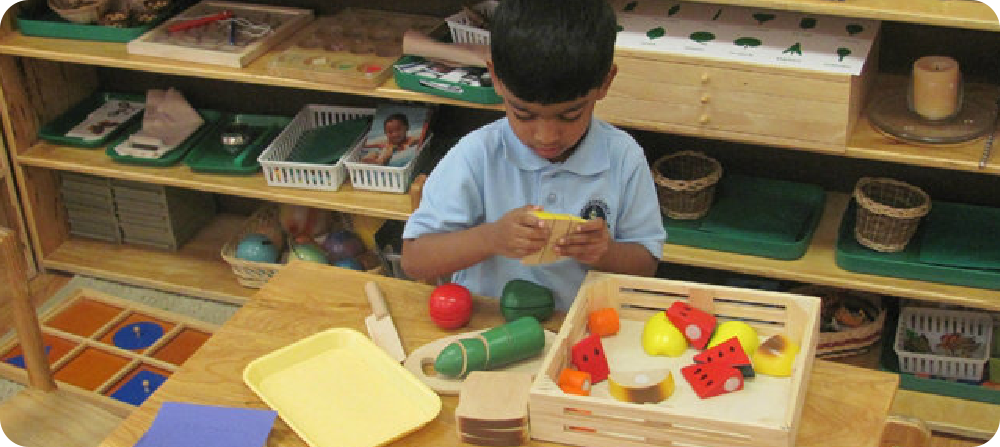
[428,283,473,330]
[587,307,620,337]
[571,334,610,384]
[608,369,675,404]
[557,369,592,396]
[754,335,800,377]
[500,279,554,322]
[520,211,587,265]
[681,362,744,399]
[694,336,755,378]
[641,311,688,356]
[665,301,716,349]
[434,317,545,378]
[707,320,759,357]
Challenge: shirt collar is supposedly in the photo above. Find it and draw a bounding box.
[501,118,611,175]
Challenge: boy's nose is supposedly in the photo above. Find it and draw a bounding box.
[534,120,561,146]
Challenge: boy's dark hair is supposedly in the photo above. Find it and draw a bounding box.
[490,0,617,104]
[385,113,409,128]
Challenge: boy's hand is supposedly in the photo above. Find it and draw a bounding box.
[554,218,610,266]
[490,205,550,259]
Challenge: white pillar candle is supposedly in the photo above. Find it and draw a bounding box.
[909,56,962,121]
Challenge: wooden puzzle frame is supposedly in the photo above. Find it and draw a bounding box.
[0,288,218,417]
[126,0,314,68]
[267,9,442,88]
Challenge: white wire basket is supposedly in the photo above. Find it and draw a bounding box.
[894,306,993,381]
[342,135,432,193]
[445,0,497,45]
[258,105,375,191]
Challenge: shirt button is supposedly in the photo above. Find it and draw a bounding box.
[547,193,557,203]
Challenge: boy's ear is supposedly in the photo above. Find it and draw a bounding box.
[595,64,618,100]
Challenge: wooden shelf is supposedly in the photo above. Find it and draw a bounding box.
[892,389,1000,439]
[661,192,1000,311]
[0,32,503,113]
[17,142,415,221]
[43,213,256,305]
[681,0,999,32]
[1,33,997,175]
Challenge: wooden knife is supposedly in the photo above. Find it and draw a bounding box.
[364,281,407,362]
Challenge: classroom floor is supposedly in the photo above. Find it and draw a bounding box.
[1,271,989,447]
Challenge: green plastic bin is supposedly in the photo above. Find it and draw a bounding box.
[662,174,826,260]
[835,200,1000,290]
[393,56,501,105]
[184,114,292,175]
[38,92,145,148]
[106,110,221,167]
[16,2,184,43]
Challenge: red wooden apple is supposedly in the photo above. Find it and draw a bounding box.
[428,283,473,329]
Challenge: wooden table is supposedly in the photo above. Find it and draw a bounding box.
[98,262,900,447]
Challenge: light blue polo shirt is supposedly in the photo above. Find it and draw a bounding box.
[403,117,666,310]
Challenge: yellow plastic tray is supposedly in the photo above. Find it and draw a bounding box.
[243,328,441,447]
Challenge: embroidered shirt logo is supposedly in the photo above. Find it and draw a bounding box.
[580,199,610,224]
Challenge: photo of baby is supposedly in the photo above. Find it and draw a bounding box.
[360,104,433,167]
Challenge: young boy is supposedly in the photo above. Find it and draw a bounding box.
[401,0,666,310]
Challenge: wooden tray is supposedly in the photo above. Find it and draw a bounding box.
[0,288,217,417]
[126,0,313,68]
[529,272,820,447]
[268,10,441,88]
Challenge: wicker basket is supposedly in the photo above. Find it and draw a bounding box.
[853,177,931,253]
[222,205,383,288]
[791,285,885,359]
[48,0,111,23]
[651,150,722,220]
[221,205,286,288]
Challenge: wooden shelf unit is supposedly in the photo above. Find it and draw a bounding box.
[0,0,998,440]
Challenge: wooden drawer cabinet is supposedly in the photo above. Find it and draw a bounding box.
[602,46,878,151]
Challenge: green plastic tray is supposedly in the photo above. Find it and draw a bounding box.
[286,116,371,164]
[662,175,825,260]
[106,110,222,167]
[835,201,1000,290]
[879,303,1000,404]
[16,1,183,43]
[184,114,291,174]
[38,92,145,148]
[393,56,501,105]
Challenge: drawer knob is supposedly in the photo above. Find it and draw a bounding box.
[699,114,711,124]
[700,94,711,104]
[700,73,710,84]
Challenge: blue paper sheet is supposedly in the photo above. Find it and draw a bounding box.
[134,402,278,447]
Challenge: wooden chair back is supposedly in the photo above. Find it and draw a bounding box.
[0,227,55,392]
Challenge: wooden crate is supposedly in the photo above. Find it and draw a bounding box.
[528,272,820,447]
[0,288,218,417]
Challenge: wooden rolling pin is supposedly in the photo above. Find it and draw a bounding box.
[402,30,490,68]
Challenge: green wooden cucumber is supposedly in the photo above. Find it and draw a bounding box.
[434,316,545,378]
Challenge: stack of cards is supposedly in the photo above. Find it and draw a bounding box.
[521,211,587,265]
[455,371,532,446]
